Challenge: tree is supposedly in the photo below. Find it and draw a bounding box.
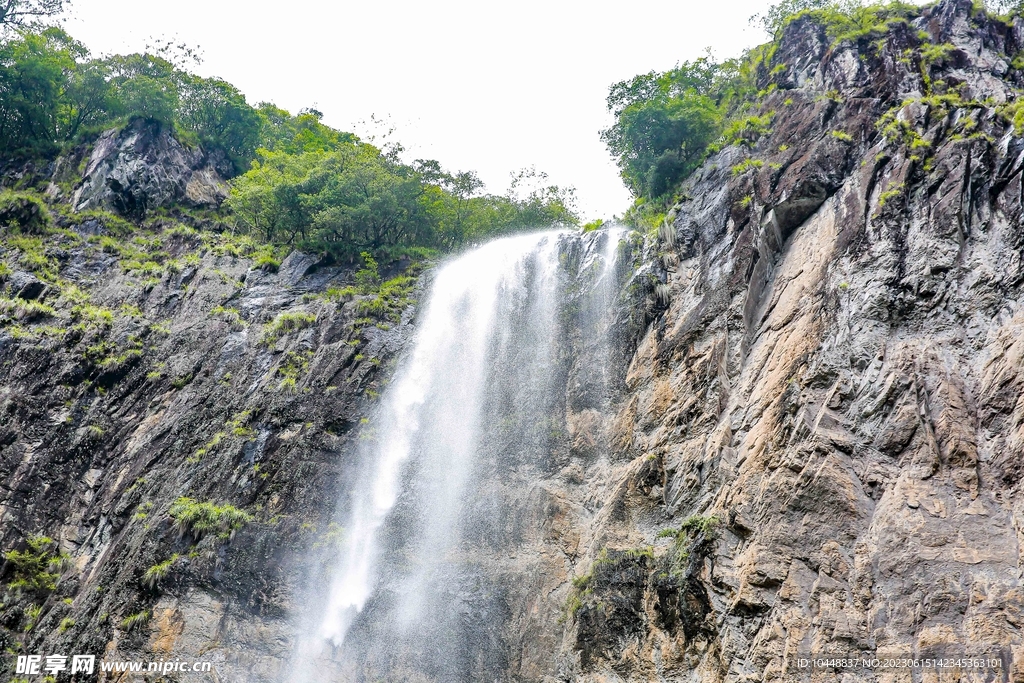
[0,0,65,32]
[602,61,723,199]
[178,75,261,173]
[0,27,81,155]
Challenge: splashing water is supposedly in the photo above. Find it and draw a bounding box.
[289,228,626,682]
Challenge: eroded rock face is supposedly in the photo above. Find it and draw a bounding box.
[71,118,230,219]
[0,232,408,681]
[553,0,1024,680]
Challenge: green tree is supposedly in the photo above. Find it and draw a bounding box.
[602,62,723,199]
[0,27,81,155]
[225,148,325,243]
[103,52,179,125]
[178,75,261,173]
[257,104,357,155]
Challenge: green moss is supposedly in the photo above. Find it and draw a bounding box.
[831,129,854,142]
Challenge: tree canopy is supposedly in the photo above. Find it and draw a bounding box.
[0,23,579,258]
[601,57,733,200]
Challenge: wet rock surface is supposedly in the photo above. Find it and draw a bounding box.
[0,229,410,680]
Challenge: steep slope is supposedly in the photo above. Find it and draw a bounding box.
[557,0,1024,680]
[0,125,419,681]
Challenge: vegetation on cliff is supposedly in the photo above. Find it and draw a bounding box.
[0,0,577,263]
[605,0,1024,226]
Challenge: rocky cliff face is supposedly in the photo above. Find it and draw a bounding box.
[555,0,1024,680]
[0,208,413,679]
[4,0,1024,681]
[63,118,230,219]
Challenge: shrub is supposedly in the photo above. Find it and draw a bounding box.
[3,535,69,594]
[0,192,52,234]
[252,252,280,272]
[142,554,179,588]
[657,514,719,574]
[731,158,764,176]
[119,610,150,632]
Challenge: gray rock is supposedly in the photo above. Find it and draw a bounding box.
[6,270,45,300]
[277,250,320,286]
[71,118,229,219]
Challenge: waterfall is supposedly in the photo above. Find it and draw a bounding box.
[288,227,626,682]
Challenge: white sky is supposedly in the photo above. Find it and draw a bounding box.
[62,0,780,221]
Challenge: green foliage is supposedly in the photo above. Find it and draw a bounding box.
[3,535,69,594]
[142,554,179,588]
[767,1,920,45]
[877,181,904,206]
[831,129,854,142]
[261,310,316,346]
[999,99,1024,135]
[0,191,52,233]
[658,514,720,574]
[211,305,246,329]
[256,104,356,154]
[119,610,150,632]
[0,296,55,321]
[715,112,775,150]
[731,158,765,176]
[601,57,726,198]
[0,26,261,171]
[168,497,252,540]
[276,349,312,390]
[226,143,577,258]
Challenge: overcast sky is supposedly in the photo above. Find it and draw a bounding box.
[62,0,782,221]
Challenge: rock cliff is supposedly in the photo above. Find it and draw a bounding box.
[558,0,1024,680]
[4,0,1024,680]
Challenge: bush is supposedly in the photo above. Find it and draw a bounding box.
[142,554,179,588]
[3,535,69,594]
[0,192,52,234]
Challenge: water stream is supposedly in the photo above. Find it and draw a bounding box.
[289,227,626,682]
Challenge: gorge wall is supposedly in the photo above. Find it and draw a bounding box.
[3,0,1024,680]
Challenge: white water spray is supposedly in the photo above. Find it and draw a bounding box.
[289,228,626,682]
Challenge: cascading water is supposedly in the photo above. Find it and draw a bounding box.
[289,227,627,682]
